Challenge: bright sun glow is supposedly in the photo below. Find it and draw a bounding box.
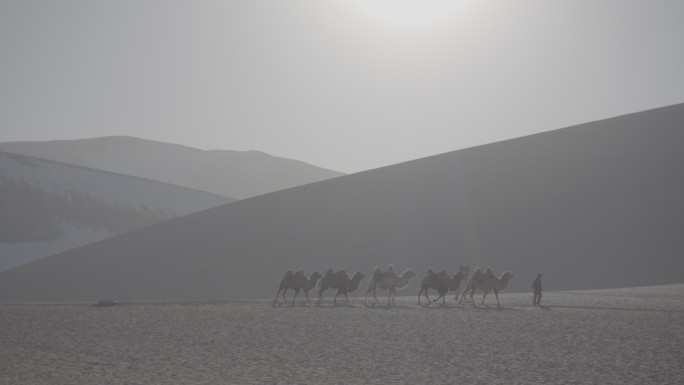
[352,0,472,28]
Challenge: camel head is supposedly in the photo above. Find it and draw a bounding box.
[448,271,466,290]
[403,269,417,280]
[451,271,466,282]
[495,271,514,291]
[347,271,366,292]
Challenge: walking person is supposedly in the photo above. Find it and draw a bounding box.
[532,273,542,306]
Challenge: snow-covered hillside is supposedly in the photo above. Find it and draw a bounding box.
[0,152,233,271]
[0,136,344,199]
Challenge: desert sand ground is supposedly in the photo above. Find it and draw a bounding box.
[2,284,683,384]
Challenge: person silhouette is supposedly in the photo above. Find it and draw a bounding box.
[532,273,542,306]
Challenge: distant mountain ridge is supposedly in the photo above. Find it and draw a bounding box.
[0,151,233,271]
[0,136,344,199]
[1,104,683,301]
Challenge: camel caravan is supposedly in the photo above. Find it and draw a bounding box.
[274,264,514,307]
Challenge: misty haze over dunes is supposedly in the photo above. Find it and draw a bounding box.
[1,104,683,301]
[0,136,344,199]
[0,152,233,271]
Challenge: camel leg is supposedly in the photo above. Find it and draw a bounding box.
[304,289,310,304]
[460,286,472,304]
[433,291,442,304]
[291,288,300,306]
[442,290,447,305]
[482,289,490,305]
[387,289,392,305]
[282,288,288,304]
[470,289,475,305]
[364,285,374,304]
[318,288,325,304]
[344,291,349,304]
[274,288,283,304]
[334,290,339,305]
[373,287,380,304]
[418,287,430,304]
[494,288,501,307]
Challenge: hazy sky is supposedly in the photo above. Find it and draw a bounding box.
[2,1,683,173]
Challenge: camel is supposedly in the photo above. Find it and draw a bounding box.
[273,270,322,305]
[316,269,365,305]
[274,270,298,305]
[364,265,416,305]
[418,269,466,305]
[459,267,514,306]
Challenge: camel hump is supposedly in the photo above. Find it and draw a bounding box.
[334,269,349,280]
[381,270,396,280]
[373,269,383,281]
[471,268,485,283]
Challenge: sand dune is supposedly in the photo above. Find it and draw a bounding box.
[0,136,344,199]
[1,104,683,301]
